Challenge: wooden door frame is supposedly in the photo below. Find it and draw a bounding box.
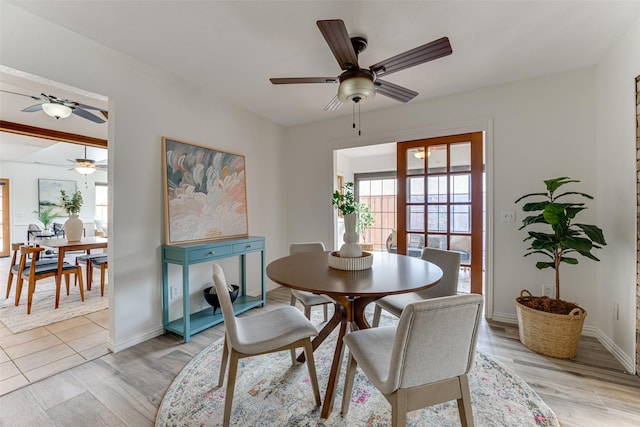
[397,132,484,294]
[0,178,9,257]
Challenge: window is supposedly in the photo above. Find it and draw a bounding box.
[94,182,108,222]
[354,172,397,251]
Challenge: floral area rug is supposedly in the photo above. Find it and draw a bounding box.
[156,312,559,427]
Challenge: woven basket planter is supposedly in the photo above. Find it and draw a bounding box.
[515,289,587,359]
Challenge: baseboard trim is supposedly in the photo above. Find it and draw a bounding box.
[109,326,165,353]
[490,312,634,374]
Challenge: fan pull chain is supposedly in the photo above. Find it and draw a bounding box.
[358,103,361,136]
[352,102,356,130]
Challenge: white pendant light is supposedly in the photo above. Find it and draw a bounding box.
[42,102,72,119]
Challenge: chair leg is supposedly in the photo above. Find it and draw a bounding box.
[303,338,321,406]
[323,303,328,322]
[27,277,36,314]
[304,305,311,319]
[290,293,297,307]
[6,271,14,299]
[341,354,358,415]
[217,336,229,388]
[100,264,107,296]
[372,304,382,327]
[390,389,408,427]
[15,277,24,306]
[65,272,70,295]
[457,374,474,427]
[76,268,85,302]
[223,349,240,427]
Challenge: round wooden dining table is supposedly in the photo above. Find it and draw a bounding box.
[266,250,443,419]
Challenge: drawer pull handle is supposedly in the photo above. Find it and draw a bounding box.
[246,244,252,248]
[209,251,216,255]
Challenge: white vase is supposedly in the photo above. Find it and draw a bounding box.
[64,214,83,242]
[339,213,362,258]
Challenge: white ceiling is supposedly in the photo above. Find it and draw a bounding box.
[7,0,640,129]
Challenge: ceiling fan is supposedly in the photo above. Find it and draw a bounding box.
[270,19,452,111]
[36,146,107,176]
[0,89,107,123]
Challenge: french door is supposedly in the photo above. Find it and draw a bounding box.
[397,132,483,294]
[0,178,9,257]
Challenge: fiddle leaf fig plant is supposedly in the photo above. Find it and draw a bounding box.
[515,177,607,302]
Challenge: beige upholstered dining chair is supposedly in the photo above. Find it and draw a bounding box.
[341,294,484,427]
[212,263,321,427]
[289,242,333,321]
[372,247,461,326]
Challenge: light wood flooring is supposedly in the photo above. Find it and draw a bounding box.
[0,286,639,426]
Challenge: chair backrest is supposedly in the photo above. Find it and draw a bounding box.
[212,263,240,347]
[385,294,483,394]
[28,223,43,232]
[416,247,461,299]
[289,242,325,255]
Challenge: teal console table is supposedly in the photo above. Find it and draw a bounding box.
[162,236,266,342]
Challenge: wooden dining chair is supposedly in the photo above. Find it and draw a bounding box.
[16,246,84,314]
[90,256,108,296]
[341,294,484,427]
[212,263,321,426]
[6,243,57,299]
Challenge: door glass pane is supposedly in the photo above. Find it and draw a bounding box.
[407,233,425,249]
[427,175,447,203]
[450,174,471,203]
[451,204,471,233]
[450,142,471,171]
[450,235,471,264]
[406,205,424,232]
[407,177,424,203]
[407,148,424,175]
[428,205,447,232]
[426,234,446,249]
[427,144,447,173]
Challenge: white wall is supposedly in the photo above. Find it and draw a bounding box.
[1,3,287,351]
[594,17,640,370]
[0,159,107,239]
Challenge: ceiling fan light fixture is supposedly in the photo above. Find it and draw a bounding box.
[75,160,97,176]
[42,102,72,119]
[414,148,431,159]
[337,76,376,103]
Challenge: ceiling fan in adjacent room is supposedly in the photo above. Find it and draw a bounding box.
[270,19,453,114]
[36,146,107,176]
[0,89,107,123]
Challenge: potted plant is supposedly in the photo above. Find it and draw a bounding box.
[514,177,606,358]
[355,201,375,251]
[60,189,84,242]
[332,181,362,258]
[33,206,60,234]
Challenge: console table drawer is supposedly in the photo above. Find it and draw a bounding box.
[189,245,232,262]
[233,240,264,253]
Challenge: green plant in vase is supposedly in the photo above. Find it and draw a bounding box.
[60,189,84,242]
[60,190,83,215]
[32,206,60,230]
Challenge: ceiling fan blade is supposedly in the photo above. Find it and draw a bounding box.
[375,79,418,103]
[270,77,338,84]
[72,107,106,124]
[21,104,43,113]
[323,95,343,112]
[370,36,452,77]
[317,19,359,70]
[0,89,44,100]
[34,161,72,168]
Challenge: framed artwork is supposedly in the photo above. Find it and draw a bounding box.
[38,179,77,216]
[162,137,248,245]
